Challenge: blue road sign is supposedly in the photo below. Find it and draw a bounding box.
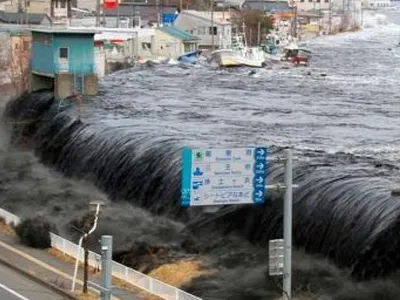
[181,147,267,207]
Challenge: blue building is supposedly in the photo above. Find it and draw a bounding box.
[30,28,99,99]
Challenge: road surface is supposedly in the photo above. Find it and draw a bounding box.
[0,263,66,300]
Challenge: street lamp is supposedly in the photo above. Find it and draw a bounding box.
[71,200,105,293]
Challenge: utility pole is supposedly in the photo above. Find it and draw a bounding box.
[329,0,332,34]
[156,0,160,27]
[83,237,89,294]
[282,149,293,300]
[211,0,215,51]
[257,20,261,45]
[96,0,100,26]
[100,235,113,300]
[117,1,120,28]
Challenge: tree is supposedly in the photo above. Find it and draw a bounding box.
[15,217,58,249]
[230,10,274,46]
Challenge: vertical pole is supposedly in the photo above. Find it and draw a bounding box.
[117,2,120,28]
[329,0,332,34]
[156,0,160,27]
[283,149,292,300]
[100,235,112,300]
[257,20,261,45]
[83,238,89,293]
[96,0,100,26]
[211,0,214,51]
[294,6,297,38]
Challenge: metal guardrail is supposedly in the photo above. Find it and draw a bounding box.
[0,208,202,300]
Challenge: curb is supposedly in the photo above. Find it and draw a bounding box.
[0,254,78,300]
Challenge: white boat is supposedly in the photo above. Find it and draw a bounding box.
[210,34,266,68]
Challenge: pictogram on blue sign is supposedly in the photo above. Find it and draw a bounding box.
[180,147,268,207]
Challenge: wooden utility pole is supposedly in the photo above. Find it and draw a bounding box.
[156,0,160,27]
[257,20,261,45]
[211,0,215,51]
[83,237,89,293]
[96,0,100,26]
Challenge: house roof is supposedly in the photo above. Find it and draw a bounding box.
[241,0,291,12]
[180,10,231,25]
[159,25,199,41]
[0,11,51,25]
[31,28,100,34]
[104,3,177,22]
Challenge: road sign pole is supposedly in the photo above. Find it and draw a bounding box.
[100,235,112,300]
[283,149,292,300]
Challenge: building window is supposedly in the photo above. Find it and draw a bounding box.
[59,47,68,59]
[209,26,217,35]
[142,42,151,50]
[300,0,304,2]
[308,0,312,2]
[316,0,320,2]
[324,0,329,2]
[60,0,66,8]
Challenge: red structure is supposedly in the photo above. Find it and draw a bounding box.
[104,0,119,9]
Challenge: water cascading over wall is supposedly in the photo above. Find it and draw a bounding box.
[4,90,400,280]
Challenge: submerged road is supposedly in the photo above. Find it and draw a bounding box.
[0,263,64,300]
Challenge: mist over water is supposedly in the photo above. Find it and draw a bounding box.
[1,11,400,300]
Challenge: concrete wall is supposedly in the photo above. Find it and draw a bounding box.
[0,33,14,104]
[0,32,31,104]
[10,34,31,94]
[31,74,53,91]
[54,73,72,99]
[94,48,106,77]
[84,74,98,95]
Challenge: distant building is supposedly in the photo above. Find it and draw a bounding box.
[0,0,72,24]
[0,11,52,25]
[296,0,331,12]
[363,0,391,8]
[30,28,99,99]
[241,0,292,12]
[173,10,233,49]
[155,25,199,57]
[103,3,178,27]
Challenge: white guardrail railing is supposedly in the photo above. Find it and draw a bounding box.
[0,208,202,300]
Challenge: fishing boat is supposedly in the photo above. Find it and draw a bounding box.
[261,33,284,62]
[177,50,202,64]
[282,44,312,66]
[210,34,266,68]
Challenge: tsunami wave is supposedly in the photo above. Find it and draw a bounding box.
[3,90,400,284]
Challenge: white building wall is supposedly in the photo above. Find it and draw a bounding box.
[363,0,391,8]
[297,0,331,11]
[174,11,232,49]
[297,0,363,11]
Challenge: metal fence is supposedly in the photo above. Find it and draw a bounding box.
[0,208,202,300]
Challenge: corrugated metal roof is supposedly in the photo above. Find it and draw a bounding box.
[0,11,51,25]
[159,25,199,41]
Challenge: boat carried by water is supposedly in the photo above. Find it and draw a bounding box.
[261,33,312,65]
[177,50,202,64]
[282,43,312,66]
[210,35,265,68]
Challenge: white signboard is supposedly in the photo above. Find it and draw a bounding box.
[269,239,284,276]
[181,147,267,207]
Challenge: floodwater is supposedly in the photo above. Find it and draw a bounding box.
[89,12,400,165]
[2,11,400,300]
